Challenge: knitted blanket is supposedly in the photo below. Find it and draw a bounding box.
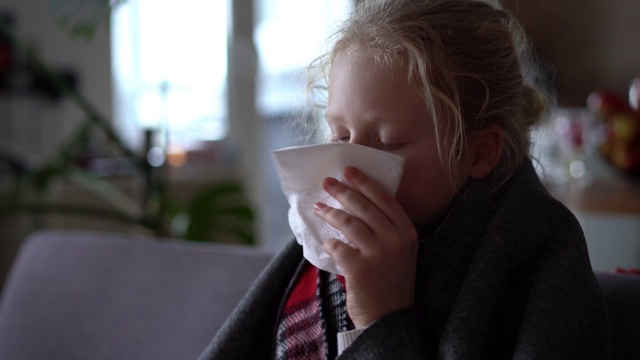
[199,159,611,359]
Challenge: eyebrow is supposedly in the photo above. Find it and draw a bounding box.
[325,112,395,125]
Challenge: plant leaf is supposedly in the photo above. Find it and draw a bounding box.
[183,180,255,244]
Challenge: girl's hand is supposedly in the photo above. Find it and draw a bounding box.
[312,166,419,329]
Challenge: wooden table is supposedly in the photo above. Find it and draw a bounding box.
[547,180,640,215]
[545,159,640,215]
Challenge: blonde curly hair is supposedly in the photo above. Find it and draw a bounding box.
[302,0,553,185]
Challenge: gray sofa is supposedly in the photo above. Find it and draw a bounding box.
[0,229,273,360]
[0,229,638,359]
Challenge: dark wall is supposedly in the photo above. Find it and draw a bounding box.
[503,0,640,107]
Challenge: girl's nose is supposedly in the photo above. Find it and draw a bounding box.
[348,134,372,148]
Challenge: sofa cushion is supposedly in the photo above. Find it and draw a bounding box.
[0,229,273,360]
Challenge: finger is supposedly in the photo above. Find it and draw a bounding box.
[343,166,414,231]
[322,237,361,274]
[313,202,373,250]
[321,177,391,233]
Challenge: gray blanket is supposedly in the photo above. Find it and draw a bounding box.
[199,159,611,359]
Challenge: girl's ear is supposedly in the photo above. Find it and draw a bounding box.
[468,126,504,180]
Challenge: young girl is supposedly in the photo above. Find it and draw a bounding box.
[200,0,611,359]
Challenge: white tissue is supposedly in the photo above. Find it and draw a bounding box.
[271,143,405,274]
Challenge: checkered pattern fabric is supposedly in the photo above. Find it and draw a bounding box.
[275,262,351,360]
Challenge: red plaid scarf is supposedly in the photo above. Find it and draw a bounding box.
[275,261,350,360]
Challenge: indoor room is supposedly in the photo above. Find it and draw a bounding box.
[0,0,639,358]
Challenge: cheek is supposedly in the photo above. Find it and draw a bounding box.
[395,157,459,227]
[398,152,450,191]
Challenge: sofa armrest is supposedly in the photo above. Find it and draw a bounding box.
[595,272,640,360]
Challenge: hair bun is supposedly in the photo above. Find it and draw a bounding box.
[521,84,552,128]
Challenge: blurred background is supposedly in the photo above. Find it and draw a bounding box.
[1,0,639,288]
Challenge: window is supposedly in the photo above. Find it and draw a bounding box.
[112,0,351,150]
[255,0,351,117]
[111,0,228,152]
[111,0,352,248]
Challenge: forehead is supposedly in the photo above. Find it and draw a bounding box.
[327,47,429,125]
[330,46,405,83]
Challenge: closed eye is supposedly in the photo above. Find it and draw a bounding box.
[378,139,405,151]
[330,135,350,143]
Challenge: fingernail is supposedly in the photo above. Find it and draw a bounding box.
[313,202,327,212]
[323,177,338,189]
[344,166,361,179]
